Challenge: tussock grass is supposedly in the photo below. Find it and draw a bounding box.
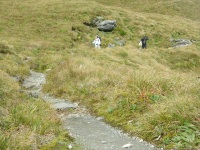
[0,42,15,54]
[157,46,200,74]
[0,0,200,149]
[0,51,75,149]
[44,45,200,149]
[0,70,75,149]
[95,0,200,21]
[136,95,200,149]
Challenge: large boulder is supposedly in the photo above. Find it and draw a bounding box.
[92,16,104,26]
[97,20,116,32]
[97,20,116,26]
[98,24,115,32]
[85,17,116,32]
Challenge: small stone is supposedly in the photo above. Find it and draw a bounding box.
[74,102,79,107]
[128,120,133,123]
[122,143,133,148]
[46,69,51,73]
[68,143,73,149]
[111,145,115,149]
[97,116,104,121]
[101,141,106,144]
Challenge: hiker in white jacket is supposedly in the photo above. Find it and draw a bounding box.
[92,35,101,49]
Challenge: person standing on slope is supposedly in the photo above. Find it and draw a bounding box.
[92,35,101,49]
[140,36,149,49]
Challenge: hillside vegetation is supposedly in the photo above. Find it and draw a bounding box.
[96,0,200,21]
[0,0,200,149]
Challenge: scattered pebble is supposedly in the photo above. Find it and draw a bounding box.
[122,143,133,148]
[68,143,73,149]
[74,102,79,107]
[97,116,104,121]
[111,145,115,149]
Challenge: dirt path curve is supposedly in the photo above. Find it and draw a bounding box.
[23,71,161,150]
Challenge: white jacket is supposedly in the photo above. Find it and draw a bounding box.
[93,38,101,45]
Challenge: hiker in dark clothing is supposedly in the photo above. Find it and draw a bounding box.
[141,36,149,49]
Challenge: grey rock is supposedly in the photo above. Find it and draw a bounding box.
[97,20,116,32]
[41,94,77,110]
[170,38,192,48]
[29,90,39,98]
[97,116,104,121]
[68,143,73,149]
[97,20,116,26]
[115,38,126,46]
[90,17,117,32]
[108,43,115,48]
[122,143,133,148]
[22,70,46,89]
[98,24,115,32]
[52,101,77,110]
[92,17,104,26]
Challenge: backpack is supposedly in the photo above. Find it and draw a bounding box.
[98,36,102,41]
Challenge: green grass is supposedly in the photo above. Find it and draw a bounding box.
[95,0,200,21]
[0,0,200,149]
[0,45,76,149]
[157,46,200,74]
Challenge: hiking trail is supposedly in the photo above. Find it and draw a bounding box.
[22,70,161,150]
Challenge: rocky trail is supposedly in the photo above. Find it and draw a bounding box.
[22,70,161,150]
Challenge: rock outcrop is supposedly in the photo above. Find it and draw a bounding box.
[97,20,116,32]
[84,17,116,32]
[170,38,192,48]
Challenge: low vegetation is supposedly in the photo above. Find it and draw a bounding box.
[0,42,79,149]
[0,0,200,149]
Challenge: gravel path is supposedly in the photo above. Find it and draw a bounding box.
[64,114,157,150]
[22,70,160,150]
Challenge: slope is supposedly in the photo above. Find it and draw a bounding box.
[0,0,200,149]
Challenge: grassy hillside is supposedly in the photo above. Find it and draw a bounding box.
[0,43,81,149]
[0,0,200,149]
[95,0,200,21]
